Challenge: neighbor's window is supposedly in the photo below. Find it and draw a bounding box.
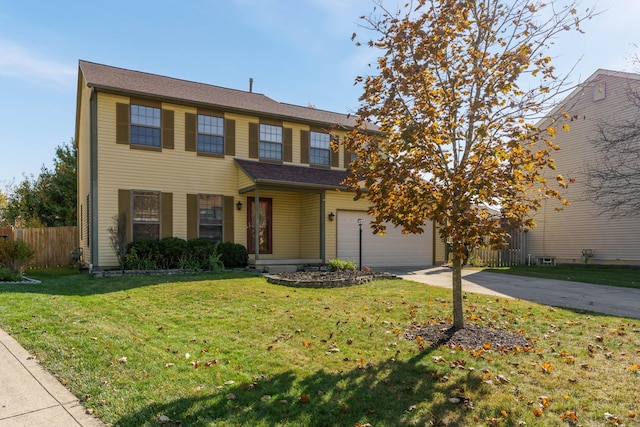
[132,191,160,241]
[199,194,223,242]
[259,123,282,160]
[310,131,331,165]
[198,115,224,154]
[131,105,161,147]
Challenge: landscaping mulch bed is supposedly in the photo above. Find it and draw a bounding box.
[404,322,532,350]
[266,269,397,288]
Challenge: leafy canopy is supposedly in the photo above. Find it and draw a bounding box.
[4,139,77,227]
[343,0,593,328]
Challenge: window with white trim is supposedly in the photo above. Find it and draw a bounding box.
[199,194,223,242]
[197,115,224,154]
[310,131,331,165]
[132,191,160,241]
[259,123,282,160]
[131,105,161,147]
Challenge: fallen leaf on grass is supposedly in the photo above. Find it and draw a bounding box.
[299,393,311,403]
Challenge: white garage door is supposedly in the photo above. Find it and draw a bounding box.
[336,211,433,268]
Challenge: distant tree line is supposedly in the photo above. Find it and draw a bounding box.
[0,139,77,228]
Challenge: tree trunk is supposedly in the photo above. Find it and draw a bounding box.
[451,255,464,330]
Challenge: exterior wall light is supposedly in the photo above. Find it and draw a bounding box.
[328,212,335,221]
[236,201,243,211]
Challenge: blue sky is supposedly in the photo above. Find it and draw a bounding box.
[0,0,638,189]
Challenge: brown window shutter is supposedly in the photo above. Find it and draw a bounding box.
[162,110,174,149]
[225,119,236,156]
[116,103,130,145]
[249,122,259,159]
[344,149,353,169]
[186,194,198,240]
[118,189,131,243]
[223,196,235,242]
[300,130,309,164]
[331,135,340,167]
[161,192,173,237]
[185,113,196,152]
[284,127,292,162]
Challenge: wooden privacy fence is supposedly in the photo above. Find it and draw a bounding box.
[1,226,78,268]
[468,227,528,267]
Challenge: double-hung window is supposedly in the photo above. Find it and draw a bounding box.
[310,131,331,165]
[132,191,160,241]
[259,123,282,160]
[130,105,161,147]
[197,115,224,154]
[199,194,223,242]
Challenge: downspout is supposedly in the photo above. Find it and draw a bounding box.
[320,192,326,263]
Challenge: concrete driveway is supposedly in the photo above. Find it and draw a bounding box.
[389,266,640,319]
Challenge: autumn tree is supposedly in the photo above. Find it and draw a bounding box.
[344,0,594,330]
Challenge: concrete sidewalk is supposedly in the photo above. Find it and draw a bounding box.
[0,328,103,427]
[393,266,640,319]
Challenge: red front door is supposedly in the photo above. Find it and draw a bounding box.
[247,198,272,254]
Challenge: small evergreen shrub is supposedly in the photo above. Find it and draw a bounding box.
[0,267,22,282]
[187,238,216,268]
[124,240,160,270]
[328,258,357,271]
[159,237,189,269]
[0,239,34,275]
[217,242,248,269]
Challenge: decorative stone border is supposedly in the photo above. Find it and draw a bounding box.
[0,276,41,285]
[266,272,397,289]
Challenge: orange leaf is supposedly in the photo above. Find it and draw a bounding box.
[631,364,639,371]
[299,393,311,403]
[542,362,553,373]
[533,408,543,417]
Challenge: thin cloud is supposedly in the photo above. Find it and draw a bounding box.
[0,39,75,86]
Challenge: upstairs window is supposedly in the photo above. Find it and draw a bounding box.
[199,194,223,242]
[310,131,331,165]
[132,190,160,241]
[259,123,282,160]
[198,115,224,154]
[131,105,161,147]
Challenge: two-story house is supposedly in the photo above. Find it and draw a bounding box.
[75,60,435,271]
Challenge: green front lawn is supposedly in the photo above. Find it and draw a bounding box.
[0,269,638,426]
[484,265,640,289]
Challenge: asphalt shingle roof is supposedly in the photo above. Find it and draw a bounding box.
[235,159,350,190]
[79,60,364,129]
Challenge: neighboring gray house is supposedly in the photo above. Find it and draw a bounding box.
[528,69,640,266]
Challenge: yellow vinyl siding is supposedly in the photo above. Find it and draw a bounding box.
[95,94,244,267]
[527,72,640,265]
[300,193,320,259]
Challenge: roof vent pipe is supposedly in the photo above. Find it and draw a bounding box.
[249,78,253,93]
